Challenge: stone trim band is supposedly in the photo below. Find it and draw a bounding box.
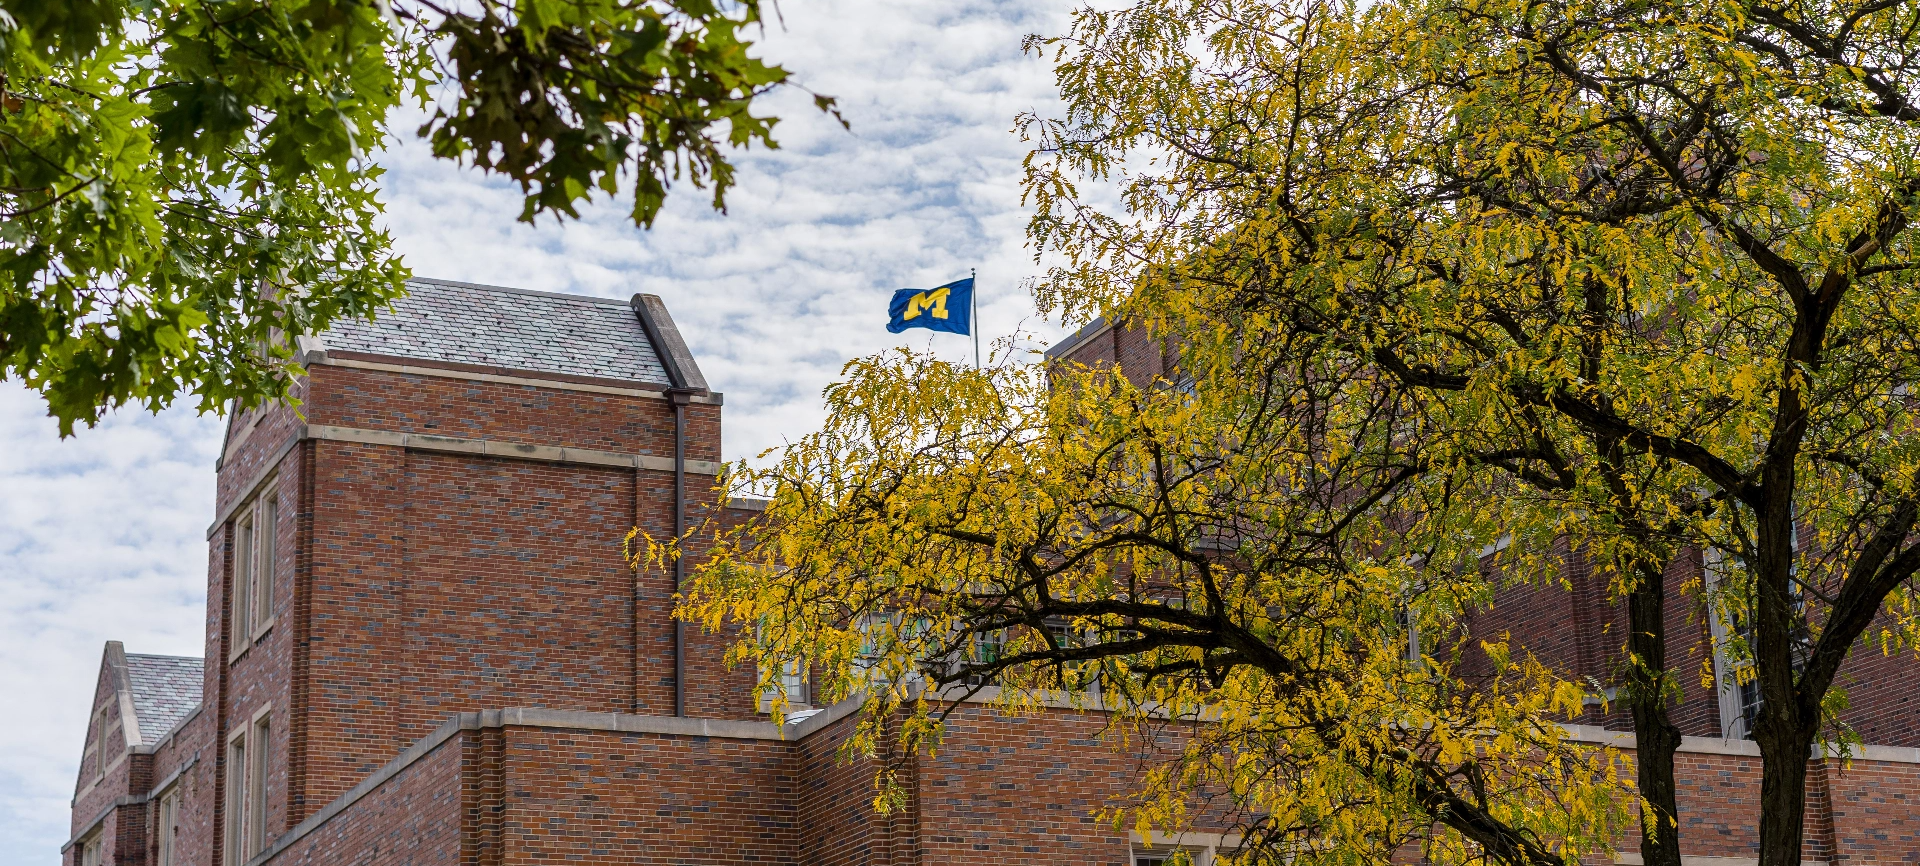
[206,424,724,538]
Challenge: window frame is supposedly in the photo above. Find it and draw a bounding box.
[78,832,103,866]
[223,704,272,866]
[247,712,271,858]
[224,727,246,866]
[1134,846,1210,866]
[156,782,180,866]
[227,485,277,661]
[758,658,811,713]
[1704,532,1810,740]
[87,704,111,782]
[248,492,277,642]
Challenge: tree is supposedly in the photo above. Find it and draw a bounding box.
[677,351,1633,866]
[1,0,827,433]
[673,1,1920,865]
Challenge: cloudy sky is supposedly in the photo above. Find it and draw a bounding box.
[0,1,1080,859]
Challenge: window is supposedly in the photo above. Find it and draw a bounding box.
[248,714,270,857]
[230,489,277,655]
[224,731,246,865]
[1705,539,1811,740]
[157,786,179,866]
[1135,847,1208,866]
[922,630,1004,687]
[961,630,1003,687]
[78,833,103,866]
[225,710,271,866]
[759,659,810,712]
[87,705,111,782]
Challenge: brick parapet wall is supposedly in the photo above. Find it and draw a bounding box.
[256,709,837,866]
[305,364,720,461]
[795,710,882,866]
[917,704,1150,866]
[258,720,464,866]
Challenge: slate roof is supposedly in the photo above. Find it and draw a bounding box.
[124,654,204,744]
[318,278,674,386]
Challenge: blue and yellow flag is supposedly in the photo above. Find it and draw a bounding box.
[887,278,972,335]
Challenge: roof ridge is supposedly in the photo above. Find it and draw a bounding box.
[404,276,630,307]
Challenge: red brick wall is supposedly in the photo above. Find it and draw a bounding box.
[263,727,464,866]
[795,711,882,866]
[1661,550,1726,739]
[1823,754,1920,863]
[257,716,812,866]
[496,726,796,865]
[304,365,719,460]
[143,712,218,866]
[1056,320,1174,392]
[916,705,1141,866]
[72,660,129,814]
[1830,626,1920,748]
[200,359,751,835]
[1596,739,1920,863]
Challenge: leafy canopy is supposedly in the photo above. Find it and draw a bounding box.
[0,0,826,432]
[673,0,1920,864]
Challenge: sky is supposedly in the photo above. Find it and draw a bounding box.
[0,1,1079,859]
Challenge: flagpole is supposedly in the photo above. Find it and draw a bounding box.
[971,268,980,370]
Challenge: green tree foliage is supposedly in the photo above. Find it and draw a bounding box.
[0,0,821,432]
[667,1,1920,865]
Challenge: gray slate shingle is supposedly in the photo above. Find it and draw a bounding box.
[124,654,204,744]
[319,278,672,386]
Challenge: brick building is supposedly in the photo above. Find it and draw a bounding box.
[63,284,1920,866]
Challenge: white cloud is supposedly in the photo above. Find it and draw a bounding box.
[0,1,1079,861]
[384,0,1076,459]
[0,386,222,861]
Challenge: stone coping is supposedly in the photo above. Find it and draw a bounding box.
[1563,724,1920,764]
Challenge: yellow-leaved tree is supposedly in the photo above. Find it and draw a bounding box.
[662,1,1920,866]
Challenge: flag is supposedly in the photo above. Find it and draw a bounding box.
[887,278,972,335]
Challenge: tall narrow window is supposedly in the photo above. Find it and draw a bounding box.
[229,488,277,656]
[224,732,247,866]
[1705,533,1810,740]
[248,496,276,637]
[247,714,270,858]
[231,510,253,653]
[89,705,110,781]
[78,833,102,866]
[156,786,179,866]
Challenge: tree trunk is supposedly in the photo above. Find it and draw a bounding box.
[1754,722,1813,866]
[1625,561,1682,866]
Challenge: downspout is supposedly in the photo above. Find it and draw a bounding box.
[671,389,690,717]
[631,294,711,719]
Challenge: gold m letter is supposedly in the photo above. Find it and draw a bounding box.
[905,287,952,321]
